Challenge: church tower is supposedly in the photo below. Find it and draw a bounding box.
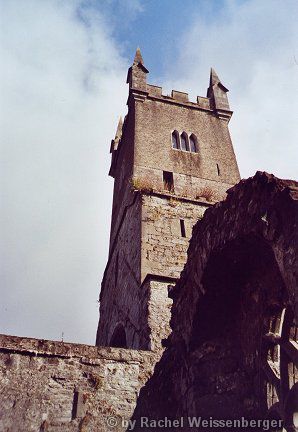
[96,49,240,351]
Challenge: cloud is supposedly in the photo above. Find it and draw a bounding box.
[0,0,128,344]
[162,0,298,179]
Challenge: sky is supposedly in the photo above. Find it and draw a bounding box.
[0,0,297,345]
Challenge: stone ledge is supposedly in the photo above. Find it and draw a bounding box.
[0,333,155,363]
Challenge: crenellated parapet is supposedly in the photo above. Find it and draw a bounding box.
[125,48,232,119]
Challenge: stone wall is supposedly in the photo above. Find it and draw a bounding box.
[133,165,233,202]
[134,93,240,188]
[138,278,174,352]
[0,335,156,432]
[141,194,207,280]
[97,190,209,352]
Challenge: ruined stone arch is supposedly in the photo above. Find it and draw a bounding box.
[186,234,295,420]
[132,172,298,430]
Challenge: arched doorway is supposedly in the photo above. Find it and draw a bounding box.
[109,324,127,348]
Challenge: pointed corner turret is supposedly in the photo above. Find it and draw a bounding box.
[210,67,219,85]
[126,47,149,91]
[133,47,149,72]
[207,68,232,121]
[134,47,144,65]
[209,68,227,90]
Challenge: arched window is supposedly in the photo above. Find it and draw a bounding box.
[171,130,180,149]
[180,132,189,151]
[110,324,127,348]
[189,134,198,153]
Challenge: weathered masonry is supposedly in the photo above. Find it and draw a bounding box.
[96,48,240,352]
[0,335,157,432]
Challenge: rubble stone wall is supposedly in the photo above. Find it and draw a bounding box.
[141,194,207,280]
[0,335,156,432]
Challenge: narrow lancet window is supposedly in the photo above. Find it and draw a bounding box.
[180,132,189,151]
[189,134,197,153]
[172,131,180,149]
[180,219,186,237]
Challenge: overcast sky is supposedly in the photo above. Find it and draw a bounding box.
[0,0,297,345]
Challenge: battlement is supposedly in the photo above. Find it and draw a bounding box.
[146,84,212,110]
[125,48,232,121]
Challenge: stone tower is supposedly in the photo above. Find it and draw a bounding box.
[96,49,240,351]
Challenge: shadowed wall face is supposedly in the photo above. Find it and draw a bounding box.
[187,236,288,419]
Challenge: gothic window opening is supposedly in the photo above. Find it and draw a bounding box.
[180,219,186,238]
[110,324,127,348]
[189,134,198,153]
[172,130,180,149]
[180,132,189,151]
[163,171,174,192]
[171,131,198,153]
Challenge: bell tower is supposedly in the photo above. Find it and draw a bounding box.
[96,49,240,351]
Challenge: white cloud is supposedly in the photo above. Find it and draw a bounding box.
[162,0,298,179]
[0,0,128,344]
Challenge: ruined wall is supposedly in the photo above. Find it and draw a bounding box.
[0,335,156,432]
[145,279,173,352]
[131,172,298,431]
[135,278,174,352]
